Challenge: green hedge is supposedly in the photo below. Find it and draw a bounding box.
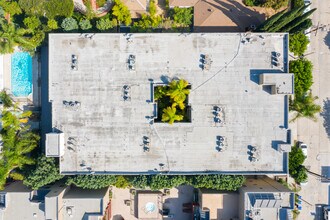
[66,174,246,191]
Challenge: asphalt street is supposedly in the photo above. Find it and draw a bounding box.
[296,0,330,219]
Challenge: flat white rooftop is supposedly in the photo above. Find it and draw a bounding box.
[48,33,291,174]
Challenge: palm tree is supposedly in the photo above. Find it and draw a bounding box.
[167,79,190,103]
[0,92,39,189]
[0,90,13,108]
[290,92,321,122]
[161,106,184,124]
[0,19,35,54]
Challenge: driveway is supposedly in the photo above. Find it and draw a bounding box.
[295,0,330,219]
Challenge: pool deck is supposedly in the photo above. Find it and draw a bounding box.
[2,54,11,92]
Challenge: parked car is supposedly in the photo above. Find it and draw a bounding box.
[304,0,311,13]
[298,142,308,157]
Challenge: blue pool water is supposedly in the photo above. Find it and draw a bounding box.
[11,52,32,97]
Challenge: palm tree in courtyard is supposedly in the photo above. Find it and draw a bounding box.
[0,19,35,54]
[161,106,184,124]
[290,92,321,122]
[167,79,190,103]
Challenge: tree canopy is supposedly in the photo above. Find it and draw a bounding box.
[18,0,74,18]
[0,0,22,16]
[289,32,309,56]
[23,156,63,189]
[290,92,321,122]
[79,19,92,30]
[61,17,78,31]
[66,175,117,189]
[257,4,316,33]
[170,7,193,27]
[289,146,308,183]
[0,90,40,190]
[23,16,41,31]
[289,59,313,95]
[111,0,132,26]
[96,18,116,31]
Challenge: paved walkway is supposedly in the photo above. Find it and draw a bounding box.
[296,0,330,219]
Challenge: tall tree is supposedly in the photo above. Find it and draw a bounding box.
[161,106,184,124]
[0,96,40,190]
[0,19,35,54]
[290,92,321,122]
[280,8,316,32]
[23,156,63,189]
[167,79,190,103]
[111,0,132,26]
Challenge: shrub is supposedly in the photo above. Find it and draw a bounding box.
[79,19,92,30]
[191,175,245,191]
[289,146,308,183]
[289,33,309,56]
[44,0,74,18]
[23,156,63,190]
[290,18,312,34]
[61,17,78,31]
[23,16,41,31]
[114,176,131,188]
[18,0,74,18]
[149,175,175,190]
[132,13,162,32]
[170,7,193,27]
[47,19,58,30]
[292,0,304,8]
[289,59,313,95]
[128,175,149,189]
[290,92,321,122]
[295,166,308,183]
[66,175,116,189]
[66,174,245,191]
[262,0,288,10]
[289,146,305,174]
[96,18,115,30]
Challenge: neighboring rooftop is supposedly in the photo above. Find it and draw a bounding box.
[0,181,109,220]
[240,176,294,220]
[48,33,291,175]
[168,0,269,32]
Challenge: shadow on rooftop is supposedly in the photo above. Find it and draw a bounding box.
[40,46,52,151]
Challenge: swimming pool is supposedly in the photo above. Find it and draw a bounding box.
[11,52,32,97]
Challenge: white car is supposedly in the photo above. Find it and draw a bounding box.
[304,0,311,13]
[298,142,308,157]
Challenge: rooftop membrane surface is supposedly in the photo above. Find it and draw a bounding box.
[48,33,290,174]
